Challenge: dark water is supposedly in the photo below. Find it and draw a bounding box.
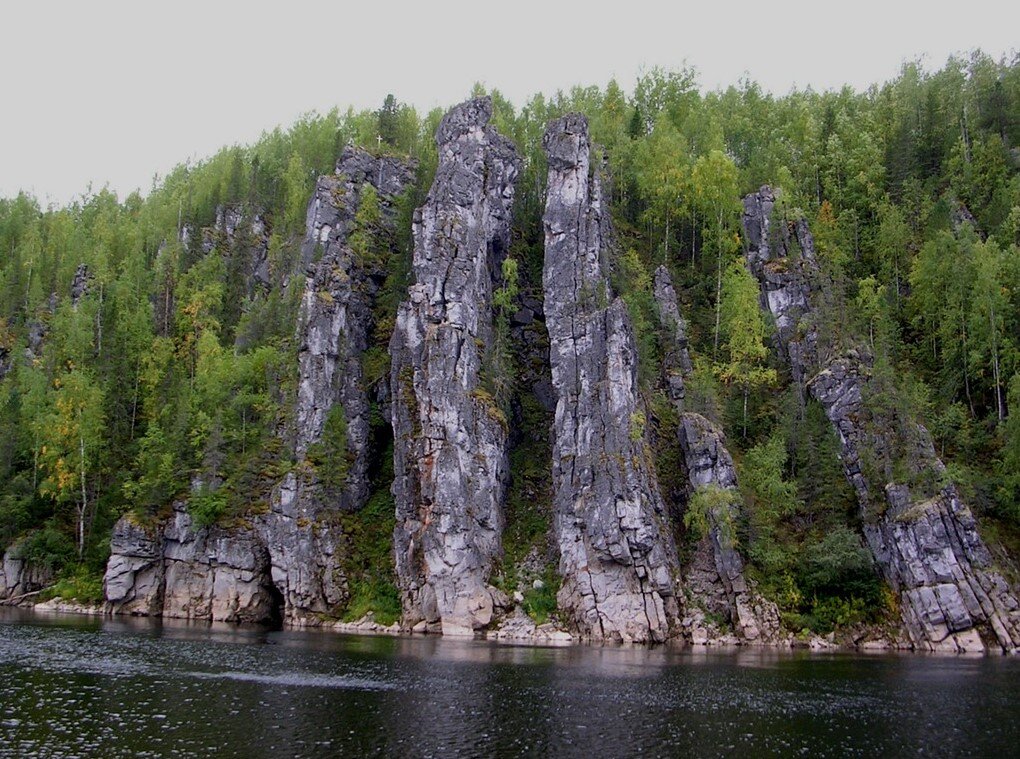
[1,610,1018,758]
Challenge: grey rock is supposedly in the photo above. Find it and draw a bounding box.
[105,504,279,624]
[741,185,1020,653]
[652,265,779,641]
[652,266,693,405]
[296,147,416,511]
[676,414,781,642]
[70,263,92,308]
[390,97,520,635]
[105,148,416,628]
[0,548,55,601]
[209,205,272,295]
[542,113,680,642]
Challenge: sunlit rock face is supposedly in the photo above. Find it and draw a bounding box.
[390,97,519,636]
[542,113,680,642]
[742,186,1020,653]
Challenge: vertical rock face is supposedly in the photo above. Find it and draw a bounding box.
[542,114,680,642]
[390,97,520,635]
[212,205,271,295]
[105,503,278,623]
[652,266,693,405]
[0,549,55,601]
[105,148,415,627]
[652,265,779,643]
[296,147,416,505]
[741,186,1020,652]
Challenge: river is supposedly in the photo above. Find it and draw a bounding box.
[1,608,1017,757]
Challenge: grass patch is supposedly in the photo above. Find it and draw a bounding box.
[41,565,104,605]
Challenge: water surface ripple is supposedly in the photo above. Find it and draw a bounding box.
[1,609,1017,757]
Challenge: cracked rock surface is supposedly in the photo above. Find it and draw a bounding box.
[742,185,1020,653]
[390,97,519,635]
[652,265,780,643]
[543,113,680,642]
[105,149,414,626]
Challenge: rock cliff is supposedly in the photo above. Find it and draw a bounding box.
[741,186,1020,652]
[542,113,680,642]
[390,97,519,635]
[104,503,279,623]
[105,148,415,626]
[651,265,780,643]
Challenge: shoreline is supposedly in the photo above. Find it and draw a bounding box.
[12,597,1008,656]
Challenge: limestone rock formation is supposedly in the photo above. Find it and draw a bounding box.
[742,185,1020,653]
[650,265,780,643]
[105,148,415,627]
[0,548,55,602]
[105,503,279,623]
[652,266,693,405]
[390,97,519,635]
[296,147,416,506]
[543,113,680,642]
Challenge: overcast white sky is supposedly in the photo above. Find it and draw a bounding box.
[1,0,1017,205]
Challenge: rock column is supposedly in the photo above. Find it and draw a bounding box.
[390,98,520,635]
[543,114,680,642]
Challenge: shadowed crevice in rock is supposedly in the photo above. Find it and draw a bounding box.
[741,185,1020,653]
[390,97,520,635]
[542,113,680,642]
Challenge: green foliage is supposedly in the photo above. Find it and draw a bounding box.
[717,260,776,437]
[739,434,800,573]
[501,394,553,569]
[337,445,400,625]
[42,564,104,605]
[306,404,350,492]
[189,487,228,528]
[522,566,560,625]
[11,524,75,570]
[684,484,740,545]
[613,247,660,386]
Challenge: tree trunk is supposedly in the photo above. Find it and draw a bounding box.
[713,208,724,355]
[78,434,87,559]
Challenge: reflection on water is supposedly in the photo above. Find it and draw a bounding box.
[1,608,1017,757]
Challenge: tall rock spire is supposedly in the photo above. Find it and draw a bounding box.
[542,113,680,642]
[741,186,1020,653]
[390,97,520,635]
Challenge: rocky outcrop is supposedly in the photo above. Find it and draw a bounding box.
[105,504,280,623]
[742,185,1020,653]
[653,266,693,405]
[390,97,519,635]
[650,265,780,643]
[70,263,93,308]
[296,147,416,504]
[677,414,781,643]
[0,549,55,602]
[105,148,415,628]
[542,113,680,642]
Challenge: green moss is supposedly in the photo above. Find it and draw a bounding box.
[501,394,553,570]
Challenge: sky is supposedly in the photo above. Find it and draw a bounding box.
[1,0,1017,205]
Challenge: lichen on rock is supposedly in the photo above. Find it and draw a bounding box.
[390,97,520,635]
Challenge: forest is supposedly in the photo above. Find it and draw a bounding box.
[1,51,1018,635]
